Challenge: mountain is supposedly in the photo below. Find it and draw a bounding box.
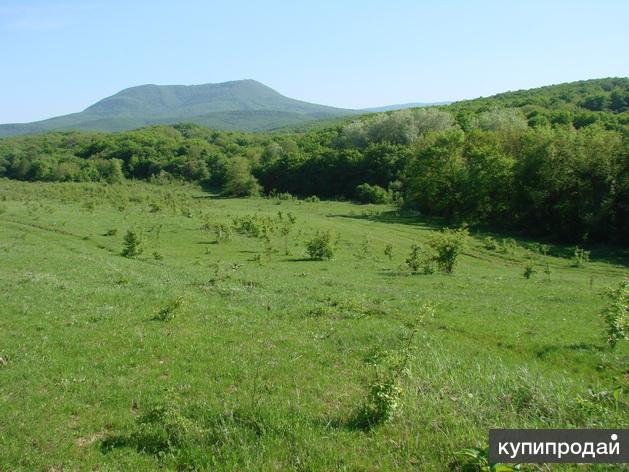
[0,80,359,136]
[362,101,451,112]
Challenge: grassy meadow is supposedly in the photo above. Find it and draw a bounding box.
[0,179,627,471]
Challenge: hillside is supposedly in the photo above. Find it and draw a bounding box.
[447,77,629,114]
[0,80,358,136]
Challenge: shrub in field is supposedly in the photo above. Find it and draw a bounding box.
[306,231,334,260]
[121,229,144,258]
[600,279,628,348]
[499,238,519,254]
[405,244,434,274]
[104,228,118,236]
[354,238,372,260]
[353,304,433,429]
[572,246,590,267]
[232,214,275,239]
[355,183,391,204]
[523,260,536,279]
[384,243,393,262]
[304,195,320,203]
[278,211,296,255]
[482,236,498,250]
[154,296,184,321]
[214,223,232,244]
[428,227,468,274]
[153,251,164,261]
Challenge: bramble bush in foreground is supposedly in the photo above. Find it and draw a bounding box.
[353,304,434,429]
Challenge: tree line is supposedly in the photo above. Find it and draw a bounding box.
[1,78,628,243]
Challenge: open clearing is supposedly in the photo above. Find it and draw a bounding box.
[0,180,627,471]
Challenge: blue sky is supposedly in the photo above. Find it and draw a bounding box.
[1,0,628,123]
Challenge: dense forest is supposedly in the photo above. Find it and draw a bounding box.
[1,78,628,243]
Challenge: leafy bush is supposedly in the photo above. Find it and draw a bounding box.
[306,231,334,260]
[572,246,590,267]
[214,223,232,244]
[600,279,628,348]
[222,157,261,197]
[355,183,391,204]
[482,236,498,250]
[121,229,144,258]
[353,239,371,260]
[523,260,536,279]
[427,227,468,273]
[405,243,434,274]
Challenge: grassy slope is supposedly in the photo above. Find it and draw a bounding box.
[0,181,627,471]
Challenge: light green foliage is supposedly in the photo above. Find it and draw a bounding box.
[222,157,261,197]
[121,229,144,257]
[600,279,628,348]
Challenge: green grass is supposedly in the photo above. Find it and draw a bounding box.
[0,179,627,471]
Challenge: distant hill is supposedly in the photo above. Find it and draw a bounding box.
[362,101,451,112]
[0,80,360,136]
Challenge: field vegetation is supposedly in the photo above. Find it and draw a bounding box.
[0,179,627,470]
